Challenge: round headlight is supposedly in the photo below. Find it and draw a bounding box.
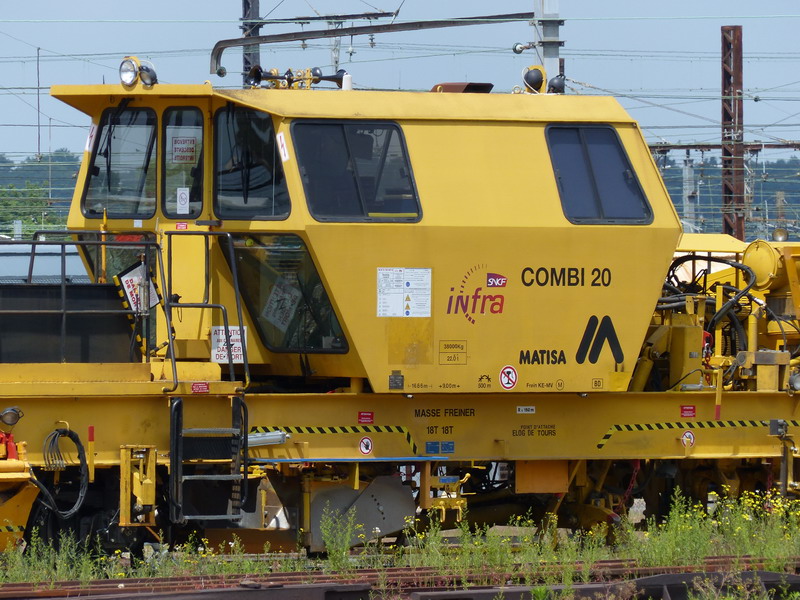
[119,56,141,87]
[0,407,22,427]
[139,61,158,87]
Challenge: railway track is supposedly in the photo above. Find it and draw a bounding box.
[2,557,800,599]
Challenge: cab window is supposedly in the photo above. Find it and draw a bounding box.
[83,107,157,219]
[220,233,347,353]
[213,105,289,220]
[547,125,652,224]
[293,121,420,221]
[163,107,203,219]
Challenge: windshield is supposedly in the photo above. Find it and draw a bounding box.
[83,107,157,219]
[214,105,290,220]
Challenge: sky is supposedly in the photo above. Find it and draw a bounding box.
[1,1,800,160]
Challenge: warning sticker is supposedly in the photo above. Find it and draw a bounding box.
[118,263,159,312]
[172,137,196,164]
[276,132,289,162]
[262,278,302,333]
[176,187,190,215]
[211,326,246,364]
[377,267,431,317]
[499,365,518,390]
[359,436,373,455]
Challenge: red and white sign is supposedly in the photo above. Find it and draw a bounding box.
[119,264,159,312]
[176,222,189,230]
[85,123,97,153]
[359,436,373,455]
[191,382,210,394]
[680,405,696,418]
[499,365,518,390]
[681,431,696,448]
[358,411,374,424]
[211,326,246,364]
[172,137,197,164]
[276,132,289,162]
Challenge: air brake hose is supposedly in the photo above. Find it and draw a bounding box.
[30,428,89,520]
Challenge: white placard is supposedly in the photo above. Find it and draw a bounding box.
[176,187,190,215]
[211,326,247,364]
[377,267,431,317]
[262,278,302,332]
[172,137,197,164]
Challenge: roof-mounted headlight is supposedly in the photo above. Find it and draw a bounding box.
[119,56,158,88]
[119,56,140,87]
[139,62,158,87]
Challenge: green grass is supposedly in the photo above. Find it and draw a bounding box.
[4,488,800,597]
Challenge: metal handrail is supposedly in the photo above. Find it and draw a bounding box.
[163,230,251,392]
[0,232,179,389]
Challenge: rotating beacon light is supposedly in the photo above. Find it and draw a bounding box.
[119,56,158,88]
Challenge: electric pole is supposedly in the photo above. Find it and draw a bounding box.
[242,0,262,87]
[537,0,563,80]
[721,25,744,240]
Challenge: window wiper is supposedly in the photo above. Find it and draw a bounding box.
[98,98,132,193]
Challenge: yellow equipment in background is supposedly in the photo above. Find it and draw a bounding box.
[0,56,796,552]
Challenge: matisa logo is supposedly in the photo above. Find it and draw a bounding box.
[446,264,506,324]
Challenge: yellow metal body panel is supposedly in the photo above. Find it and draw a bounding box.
[0,483,39,547]
[515,460,569,493]
[0,388,792,467]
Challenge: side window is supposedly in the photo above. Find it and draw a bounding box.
[293,121,420,221]
[83,107,157,218]
[547,125,652,224]
[220,234,347,353]
[213,105,289,220]
[163,108,203,219]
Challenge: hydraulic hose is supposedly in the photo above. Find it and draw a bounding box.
[30,428,89,520]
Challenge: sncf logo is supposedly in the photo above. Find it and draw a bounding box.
[446,264,506,325]
[576,315,624,365]
[486,273,507,287]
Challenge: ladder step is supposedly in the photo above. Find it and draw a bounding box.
[183,428,240,435]
[181,474,243,481]
[183,514,243,521]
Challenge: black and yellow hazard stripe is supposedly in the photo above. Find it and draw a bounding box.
[596,419,800,449]
[112,275,145,350]
[2,525,24,533]
[251,425,419,455]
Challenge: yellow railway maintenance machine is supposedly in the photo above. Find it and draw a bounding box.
[0,56,798,552]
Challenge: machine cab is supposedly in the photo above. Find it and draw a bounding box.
[51,62,681,394]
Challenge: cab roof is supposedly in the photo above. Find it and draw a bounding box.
[51,82,636,124]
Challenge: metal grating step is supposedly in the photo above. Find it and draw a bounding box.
[181,474,243,482]
[182,428,239,436]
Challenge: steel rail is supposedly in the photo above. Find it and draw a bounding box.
[1,556,799,599]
